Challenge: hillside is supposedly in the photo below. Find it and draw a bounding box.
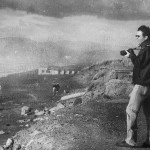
[0,65,86,146]
[2,58,148,150]
[73,58,133,101]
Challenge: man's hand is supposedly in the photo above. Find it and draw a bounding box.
[124,50,130,58]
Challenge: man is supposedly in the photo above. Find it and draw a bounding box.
[52,83,60,96]
[116,25,150,148]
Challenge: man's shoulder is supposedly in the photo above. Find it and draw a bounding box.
[141,43,150,50]
[145,44,150,51]
[140,40,150,49]
[145,43,150,47]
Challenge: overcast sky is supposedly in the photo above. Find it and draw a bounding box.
[0,0,150,19]
[0,0,150,73]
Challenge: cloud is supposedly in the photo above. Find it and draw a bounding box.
[0,0,150,20]
[1,9,150,50]
[0,8,150,73]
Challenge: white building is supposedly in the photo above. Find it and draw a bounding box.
[71,71,75,74]
[38,68,79,76]
[60,70,65,75]
[65,70,70,75]
[38,68,59,75]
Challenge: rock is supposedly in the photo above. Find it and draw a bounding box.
[49,103,65,114]
[0,131,5,135]
[57,103,65,109]
[13,144,21,150]
[33,117,44,122]
[5,138,14,148]
[0,146,4,150]
[17,120,25,123]
[25,124,29,127]
[34,110,44,116]
[105,79,133,98]
[34,109,39,114]
[44,107,50,115]
[17,119,31,123]
[2,145,6,149]
[44,107,48,111]
[25,136,54,150]
[56,114,64,117]
[21,106,31,116]
[60,92,85,101]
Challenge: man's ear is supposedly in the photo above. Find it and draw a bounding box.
[145,36,148,40]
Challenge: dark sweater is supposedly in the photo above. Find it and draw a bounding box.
[129,40,150,86]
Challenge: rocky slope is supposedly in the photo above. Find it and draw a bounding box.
[75,58,133,102]
[2,58,148,150]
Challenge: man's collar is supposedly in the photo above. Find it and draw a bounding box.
[139,39,150,48]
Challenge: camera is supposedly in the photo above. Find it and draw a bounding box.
[120,49,133,56]
[120,50,127,56]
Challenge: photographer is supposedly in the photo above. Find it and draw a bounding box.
[52,83,60,96]
[116,25,150,148]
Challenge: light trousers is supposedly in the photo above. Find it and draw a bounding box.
[125,84,150,146]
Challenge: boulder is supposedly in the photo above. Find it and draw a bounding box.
[104,79,133,98]
[0,131,5,135]
[3,138,14,149]
[49,103,65,114]
[13,144,21,150]
[104,70,117,82]
[21,106,31,116]
[34,110,44,116]
[60,92,85,107]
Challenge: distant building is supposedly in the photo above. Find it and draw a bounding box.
[50,70,59,75]
[60,70,65,75]
[38,68,58,75]
[71,71,75,74]
[65,70,70,75]
[38,67,79,76]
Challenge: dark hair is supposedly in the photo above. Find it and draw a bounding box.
[138,25,150,39]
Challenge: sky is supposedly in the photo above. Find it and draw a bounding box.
[0,0,150,74]
[0,0,150,19]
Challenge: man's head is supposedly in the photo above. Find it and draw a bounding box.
[136,25,150,45]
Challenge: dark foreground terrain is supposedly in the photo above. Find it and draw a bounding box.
[0,72,84,146]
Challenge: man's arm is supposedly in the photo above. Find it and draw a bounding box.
[129,48,150,69]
